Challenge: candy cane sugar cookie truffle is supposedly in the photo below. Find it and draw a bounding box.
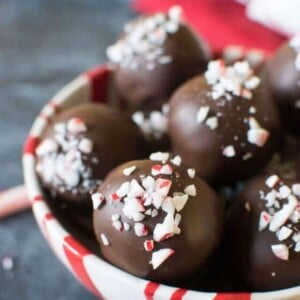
[107,6,210,110]
[92,152,223,283]
[264,34,300,135]
[227,175,300,290]
[168,60,281,183]
[35,103,147,212]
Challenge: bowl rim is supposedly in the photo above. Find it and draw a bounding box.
[22,64,300,300]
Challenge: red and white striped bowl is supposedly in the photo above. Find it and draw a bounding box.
[22,65,300,300]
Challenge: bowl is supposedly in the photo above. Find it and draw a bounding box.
[22,65,300,300]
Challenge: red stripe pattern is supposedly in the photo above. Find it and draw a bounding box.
[63,236,104,299]
[85,66,109,103]
[144,282,160,300]
[23,136,40,155]
[214,293,251,300]
[170,289,187,300]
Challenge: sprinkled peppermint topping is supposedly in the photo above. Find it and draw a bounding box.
[91,192,105,210]
[150,152,169,162]
[100,234,110,246]
[36,118,101,195]
[204,60,260,101]
[94,154,198,270]
[107,6,182,70]
[247,117,269,147]
[253,175,300,261]
[170,155,181,166]
[67,118,87,134]
[290,34,300,71]
[206,116,218,130]
[222,145,236,157]
[271,244,289,261]
[197,106,210,123]
[151,248,175,270]
[36,139,58,156]
[265,175,280,188]
[132,105,168,140]
[184,184,196,196]
[187,168,196,178]
[78,138,93,154]
[123,165,137,176]
[258,211,272,231]
[144,240,154,252]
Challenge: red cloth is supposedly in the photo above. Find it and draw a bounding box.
[132,0,286,54]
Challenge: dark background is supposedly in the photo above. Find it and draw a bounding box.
[0,1,133,299]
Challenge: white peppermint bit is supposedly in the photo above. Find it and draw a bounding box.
[269,195,298,232]
[170,155,181,166]
[271,244,289,261]
[149,152,169,162]
[67,118,87,134]
[277,226,293,241]
[78,138,93,154]
[172,193,188,212]
[258,211,272,231]
[134,223,148,237]
[278,185,291,199]
[292,184,300,196]
[91,192,105,210]
[265,175,280,188]
[184,184,196,196]
[123,165,137,176]
[151,248,175,270]
[247,128,269,147]
[100,234,110,246]
[196,106,210,123]
[206,116,218,130]
[36,139,58,156]
[111,214,120,222]
[223,145,236,157]
[187,168,196,178]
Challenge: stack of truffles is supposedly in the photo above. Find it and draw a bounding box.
[35,6,300,292]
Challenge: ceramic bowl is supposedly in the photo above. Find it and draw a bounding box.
[22,65,300,300]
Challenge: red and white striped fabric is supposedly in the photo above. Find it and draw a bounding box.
[22,65,300,299]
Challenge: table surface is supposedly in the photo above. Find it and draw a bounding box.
[0,1,134,299]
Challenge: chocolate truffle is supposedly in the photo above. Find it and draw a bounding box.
[264,34,300,135]
[107,6,210,111]
[36,103,147,211]
[227,174,300,291]
[92,153,223,283]
[168,60,281,183]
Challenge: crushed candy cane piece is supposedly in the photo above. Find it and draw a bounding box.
[91,192,105,209]
[271,244,289,261]
[258,211,272,231]
[265,175,280,188]
[184,184,196,196]
[123,165,137,176]
[144,240,154,252]
[67,118,87,134]
[149,152,169,162]
[223,145,236,157]
[151,248,175,270]
[100,234,110,246]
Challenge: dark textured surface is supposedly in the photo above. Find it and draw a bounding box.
[0,1,133,299]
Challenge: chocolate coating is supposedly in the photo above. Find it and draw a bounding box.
[93,157,223,283]
[36,103,148,211]
[108,8,210,110]
[226,175,300,291]
[168,61,280,183]
[264,42,300,134]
